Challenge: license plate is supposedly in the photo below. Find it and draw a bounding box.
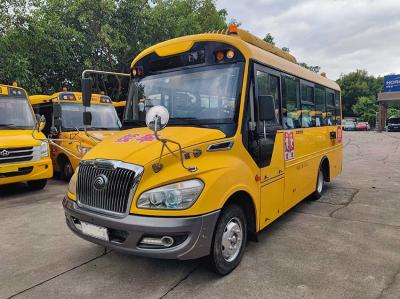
[81,221,109,242]
[0,165,18,173]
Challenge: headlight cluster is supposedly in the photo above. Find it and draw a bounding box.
[137,179,204,210]
[36,141,48,157]
[77,145,91,155]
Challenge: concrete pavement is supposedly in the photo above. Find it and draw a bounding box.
[0,131,399,299]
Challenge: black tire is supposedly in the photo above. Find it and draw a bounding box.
[27,179,47,191]
[208,204,247,275]
[59,157,73,181]
[310,166,325,200]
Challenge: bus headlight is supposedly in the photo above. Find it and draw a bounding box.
[40,141,48,157]
[137,179,204,210]
[77,145,91,155]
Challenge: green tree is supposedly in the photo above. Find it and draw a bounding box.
[0,0,227,95]
[298,62,320,73]
[263,33,275,46]
[336,70,383,117]
[352,96,378,126]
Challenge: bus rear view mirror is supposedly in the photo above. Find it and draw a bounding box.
[258,95,276,122]
[83,111,92,126]
[53,103,62,128]
[36,115,46,132]
[82,78,92,107]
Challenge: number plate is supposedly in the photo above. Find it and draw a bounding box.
[0,165,18,173]
[81,221,109,242]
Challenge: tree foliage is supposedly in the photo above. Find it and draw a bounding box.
[0,0,226,95]
[336,70,383,117]
[352,96,378,126]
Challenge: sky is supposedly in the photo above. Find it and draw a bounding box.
[216,0,400,80]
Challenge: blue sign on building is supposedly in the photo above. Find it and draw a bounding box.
[384,75,400,92]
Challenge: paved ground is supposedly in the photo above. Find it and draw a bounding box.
[1,131,399,299]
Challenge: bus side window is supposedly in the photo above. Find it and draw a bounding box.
[315,86,326,126]
[326,91,335,125]
[335,91,341,124]
[256,71,280,125]
[282,75,301,129]
[300,83,315,128]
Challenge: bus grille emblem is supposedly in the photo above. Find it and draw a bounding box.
[0,150,10,157]
[93,174,108,190]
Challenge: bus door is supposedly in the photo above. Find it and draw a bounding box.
[253,65,285,230]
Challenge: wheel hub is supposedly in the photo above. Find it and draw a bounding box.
[221,217,243,262]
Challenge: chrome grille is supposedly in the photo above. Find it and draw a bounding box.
[0,146,39,164]
[76,160,143,216]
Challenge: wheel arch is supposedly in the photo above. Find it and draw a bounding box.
[320,156,330,182]
[221,190,257,236]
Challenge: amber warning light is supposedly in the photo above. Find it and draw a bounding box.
[228,24,238,35]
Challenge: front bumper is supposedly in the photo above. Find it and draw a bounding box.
[0,158,53,185]
[63,197,220,260]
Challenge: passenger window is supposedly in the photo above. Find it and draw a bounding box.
[300,84,315,128]
[335,91,341,125]
[256,71,280,124]
[315,86,326,126]
[282,76,301,129]
[326,91,335,125]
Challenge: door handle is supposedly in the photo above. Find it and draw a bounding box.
[330,131,337,140]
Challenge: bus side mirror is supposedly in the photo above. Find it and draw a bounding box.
[258,95,276,122]
[53,103,62,128]
[83,111,92,126]
[82,78,92,107]
[36,114,46,132]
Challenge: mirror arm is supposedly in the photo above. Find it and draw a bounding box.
[84,126,101,144]
[152,116,197,173]
[31,126,84,160]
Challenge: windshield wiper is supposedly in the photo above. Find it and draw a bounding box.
[0,124,18,128]
[87,127,119,131]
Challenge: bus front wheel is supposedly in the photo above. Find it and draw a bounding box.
[208,204,247,275]
[27,179,47,191]
[59,156,73,181]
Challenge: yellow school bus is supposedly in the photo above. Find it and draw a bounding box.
[0,83,52,189]
[63,25,342,275]
[29,91,121,180]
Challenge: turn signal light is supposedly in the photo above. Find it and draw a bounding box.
[131,66,143,77]
[12,82,18,87]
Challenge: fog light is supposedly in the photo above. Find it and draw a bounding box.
[140,236,174,247]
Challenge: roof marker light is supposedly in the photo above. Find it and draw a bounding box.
[215,51,225,61]
[226,49,235,59]
[228,23,238,35]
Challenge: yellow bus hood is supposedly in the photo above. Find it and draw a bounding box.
[83,127,225,165]
[0,130,44,148]
[61,130,119,147]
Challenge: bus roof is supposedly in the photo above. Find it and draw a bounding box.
[29,92,114,106]
[0,83,28,97]
[131,28,340,91]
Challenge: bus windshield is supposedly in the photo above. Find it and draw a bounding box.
[61,103,121,130]
[388,117,400,124]
[0,96,35,129]
[124,64,243,128]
